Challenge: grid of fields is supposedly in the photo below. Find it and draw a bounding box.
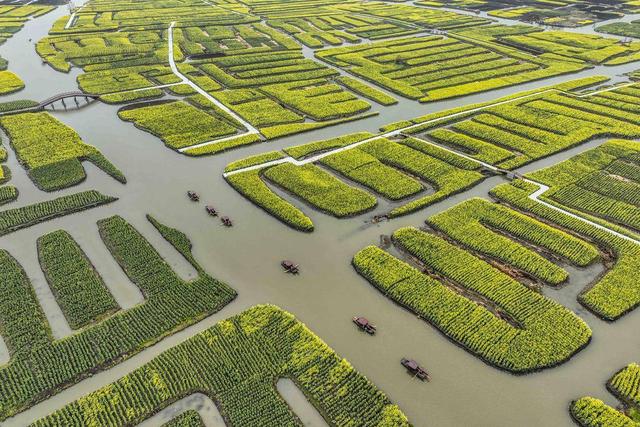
[0,215,236,420]
[225,134,488,231]
[316,27,589,102]
[4,0,640,426]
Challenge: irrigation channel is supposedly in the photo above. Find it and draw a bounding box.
[2,3,640,427]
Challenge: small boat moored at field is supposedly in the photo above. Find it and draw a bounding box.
[353,316,376,334]
[221,216,233,227]
[401,358,430,381]
[205,205,218,216]
[187,191,199,202]
[281,260,299,274]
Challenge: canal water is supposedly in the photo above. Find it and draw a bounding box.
[1,3,640,427]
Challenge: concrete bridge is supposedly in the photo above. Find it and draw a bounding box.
[39,92,100,111]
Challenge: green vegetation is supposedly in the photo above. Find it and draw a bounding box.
[163,411,204,427]
[37,230,119,330]
[267,10,419,48]
[226,169,314,232]
[0,190,115,237]
[571,397,636,427]
[427,198,599,286]
[0,112,125,191]
[417,85,640,169]
[181,134,263,156]
[100,88,164,104]
[284,132,373,160]
[491,180,640,320]
[316,28,587,102]
[360,138,485,217]
[428,0,633,27]
[501,31,640,64]
[31,305,409,427]
[225,151,285,173]
[321,148,424,200]
[528,139,640,234]
[611,363,640,408]
[0,71,23,95]
[337,76,398,106]
[571,362,640,427]
[0,99,38,113]
[264,163,377,217]
[353,226,591,373]
[0,215,235,421]
[118,101,242,150]
[598,21,640,39]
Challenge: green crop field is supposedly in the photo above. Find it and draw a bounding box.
[571,362,640,426]
[30,304,409,427]
[0,112,125,191]
[4,0,640,425]
[0,214,235,420]
[528,140,640,235]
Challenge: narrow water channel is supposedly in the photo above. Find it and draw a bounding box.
[0,4,639,427]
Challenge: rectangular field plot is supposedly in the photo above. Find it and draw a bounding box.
[30,305,409,427]
[338,2,490,30]
[118,100,244,150]
[267,13,421,48]
[414,84,640,169]
[316,29,587,102]
[354,183,640,370]
[528,139,640,235]
[224,135,487,231]
[499,31,640,65]
[0,215,236,420]
[0,112,125,191]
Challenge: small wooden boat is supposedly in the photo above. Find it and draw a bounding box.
[352,316,376,334]
[187,191,199,202]
[205,205,218,216]
[221,216,233,227]
[401,358,430,381]
[281,260,299,274]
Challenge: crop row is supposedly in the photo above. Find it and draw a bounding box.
[118,100,242,150]
[491,179,640,320]
[320,148,424,200]
[571,362,640,427]
[0,215,236,420]
[0,190,115,237]
[0,112,125,191]
[353,226,591,373]
[37,230,119,330]
[263,163,377,218]
[420,88,640,169]
[316,27,587,102]
[528,139,640,234]
[225,169,314,232]
[427,198,599,286]
[31,305,409,426]
[163,410,204,427]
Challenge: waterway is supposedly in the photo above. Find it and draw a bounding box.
[1,3,640,427]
